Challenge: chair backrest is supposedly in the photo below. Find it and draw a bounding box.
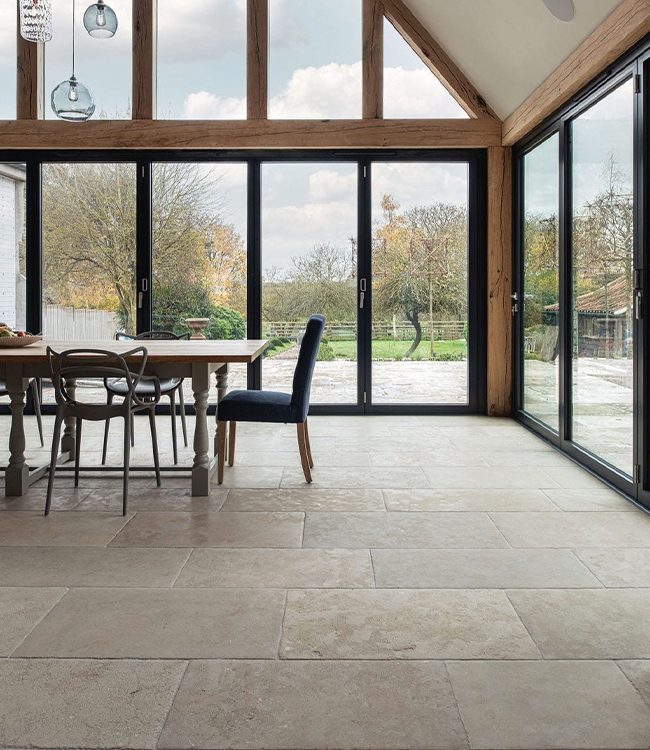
[290,315,325,422]
[47,347,148,406]
[116,330,190,341]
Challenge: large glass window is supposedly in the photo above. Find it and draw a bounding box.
[45,0,132,119]
[157,1,246,119]
[371,162,469,404]
[269,0,362,119]
[0,164,26,331]
[571,79,634,474]
[152,162,248,399]
[261,162,358,403]
[0,4,17,119]
[522,134,560,430]
[383,19,467,119]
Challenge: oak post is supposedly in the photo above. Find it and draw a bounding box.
[363,0,383,119]
[132,0,157,119]
[247,0,268,119]
[16,30,44,120]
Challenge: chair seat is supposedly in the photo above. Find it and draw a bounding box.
[218,389,294,423]
[106,377,181,396]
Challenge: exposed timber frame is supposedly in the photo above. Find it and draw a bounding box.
[503,0,650,145]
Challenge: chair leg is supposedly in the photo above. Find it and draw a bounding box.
[228,421,236,467]
[101,392,114,465]
[217,420,227,484]
[45,411,64,516]
[148,407,162,488]
[297,423,312,483]
[123,414,132,516]
[130,411,135,447]
[30,380,44,447]
[304,418,314,469]
[169,389,178,465]
[178,385,188,447]
[74,418,82,488]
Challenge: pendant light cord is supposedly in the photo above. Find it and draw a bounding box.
[72,0,76,77]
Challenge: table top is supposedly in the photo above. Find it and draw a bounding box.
[0,339,269,364]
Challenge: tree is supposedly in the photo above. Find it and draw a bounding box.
[373,194,467,358]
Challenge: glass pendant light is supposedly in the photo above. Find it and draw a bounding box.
[19,0,53,43]
[51,1,96,121]
[83,0,118,38]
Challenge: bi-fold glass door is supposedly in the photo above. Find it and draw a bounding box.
[516,51,646,505]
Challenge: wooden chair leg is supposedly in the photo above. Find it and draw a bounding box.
[228,421,236,467]
[169,389,178,465]
[148,407,162,488]
[123,414,131,516]
[297,423,312,483]
[217,420,227,484]
[74,418,82,488]
[31,380,44,447]
[178,385,189,447]
[304,418,314,468]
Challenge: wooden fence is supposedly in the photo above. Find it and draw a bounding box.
[263,320,466,341]
[43,305,117,340]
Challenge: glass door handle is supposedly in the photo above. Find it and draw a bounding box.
[359,292,365,309]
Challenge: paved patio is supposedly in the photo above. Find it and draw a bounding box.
[2,414,650,749]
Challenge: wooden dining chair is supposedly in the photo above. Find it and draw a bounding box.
[102,331,189,465]
[216,314,325,484]
[45,346,162,516]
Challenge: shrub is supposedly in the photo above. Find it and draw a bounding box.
[317,341,336,361]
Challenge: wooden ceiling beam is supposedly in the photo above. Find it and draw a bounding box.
[132,0,157,119]
[0,118,501,150]
[503,0,650,146]
[247,0,268,119]
[381,0,498,120]
[363,0,384,119]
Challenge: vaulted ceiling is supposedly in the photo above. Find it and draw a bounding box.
[405,0,622,119]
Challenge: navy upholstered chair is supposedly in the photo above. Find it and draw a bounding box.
[217,314,325,484]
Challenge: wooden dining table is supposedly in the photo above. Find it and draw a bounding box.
[0,339,269,497]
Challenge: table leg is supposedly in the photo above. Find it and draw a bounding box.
[191,364,211,496]
[5,369,29,497]
[60,378,77,458]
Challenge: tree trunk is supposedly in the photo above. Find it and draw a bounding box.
[404,309,422,359]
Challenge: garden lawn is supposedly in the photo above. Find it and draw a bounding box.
[330,338,467,361]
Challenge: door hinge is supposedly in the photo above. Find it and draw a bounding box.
[634,74,641,94]
[634,464,641,484]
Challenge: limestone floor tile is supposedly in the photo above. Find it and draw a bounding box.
[507,589,650,658]
[543,488,634,511]
[223,488,384,512]
[281,466,431,489]
[16,587,286,658]
[0,487,89,511]
[490,511,650,547]
[0,547,191,587]
[0,511,132,546]
[303,512,508,549]
[422,465,559,489]
[383,488,557,512]
[478,450,574,467]
[576,548,650,587]
[446,660,650,749]
[0,587,66,655]
[280,589,540,659]
[370,450,488,467]
[236,450,372,467]
[110,511,304,548]
[215,466,284,488]
[542,465,609,489]
[372,549,601,589]
[617,660,650,708]
[0,658,187,749]
[74,487,229,512]
[158,659,467,750]
[175,548,374,588]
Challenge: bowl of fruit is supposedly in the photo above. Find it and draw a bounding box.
[0,324,42,348]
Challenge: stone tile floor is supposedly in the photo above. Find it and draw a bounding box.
[2,415,650,749]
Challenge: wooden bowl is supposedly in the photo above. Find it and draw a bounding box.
[0,335,42,348]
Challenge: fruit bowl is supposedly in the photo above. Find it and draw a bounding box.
[0,335,42,348]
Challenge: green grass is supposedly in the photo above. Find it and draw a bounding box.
[331,338,467,361]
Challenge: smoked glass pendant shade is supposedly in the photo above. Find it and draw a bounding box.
[20,0,53,43]
[83,1,118,38]
[51,76,96,121]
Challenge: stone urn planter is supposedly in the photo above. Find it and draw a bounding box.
[184,318,211,339]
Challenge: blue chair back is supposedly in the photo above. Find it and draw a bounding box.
[291,315,325,422]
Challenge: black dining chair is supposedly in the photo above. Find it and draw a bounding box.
[0,379,44,447]
[45,346,162,516]
[216,314,325,484]
[102,331,189,465]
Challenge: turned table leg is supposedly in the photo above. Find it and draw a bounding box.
[191,364,211,496]
[60,378,77,458]
[5,369,29,497]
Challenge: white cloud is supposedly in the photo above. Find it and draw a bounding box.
[372,162,469,214]
[308,170,357,203]
[183,91,246,119]
[384,67,467,118]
